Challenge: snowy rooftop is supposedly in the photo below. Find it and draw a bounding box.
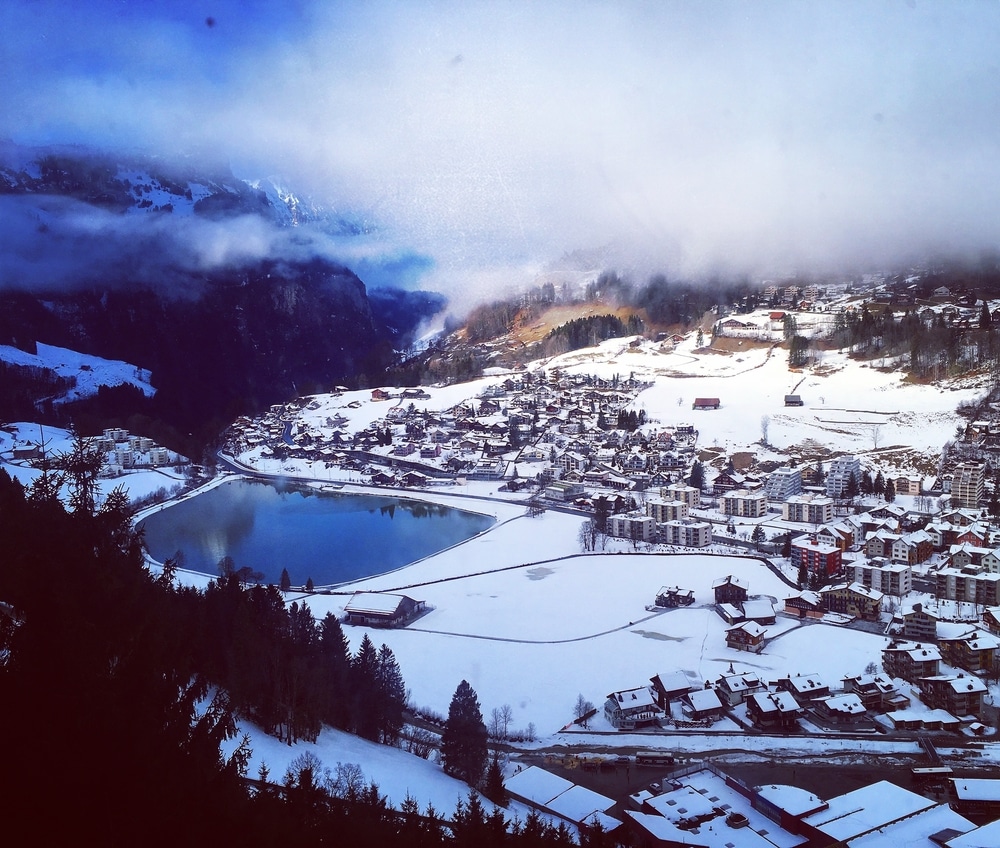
[847,803,974,848]
[946,817,1000,848]
[951,778,1000,802]
[634,768,807,848]
[801,780,935,842]
[343,592,413,615]
[753,784,825,818]
[503,766,615,825]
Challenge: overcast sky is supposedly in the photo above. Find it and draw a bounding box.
[4,0,1000,301]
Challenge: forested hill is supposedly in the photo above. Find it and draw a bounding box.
[0,467,590,846]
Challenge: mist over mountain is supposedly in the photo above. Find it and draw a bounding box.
[0,145,445,454]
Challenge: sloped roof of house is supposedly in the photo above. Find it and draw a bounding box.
[343,592,416,616]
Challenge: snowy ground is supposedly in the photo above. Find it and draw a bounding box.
[0,422,187,504]
[0,342,155,404]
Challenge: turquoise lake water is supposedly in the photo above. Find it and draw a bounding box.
[138,478,494,586]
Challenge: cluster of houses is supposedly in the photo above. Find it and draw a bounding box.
[6,426,181,476]
[225,369,724,493]
[602,663,915,734]
[603,649,988,738]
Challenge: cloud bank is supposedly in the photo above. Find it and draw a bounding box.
[4,1,1000,304]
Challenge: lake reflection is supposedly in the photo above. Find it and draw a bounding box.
[139,478,494,586]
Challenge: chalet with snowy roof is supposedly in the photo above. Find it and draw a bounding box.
[920,674,987,718]
[603,686,663,730]
[882,641,941,682]
[777,673,830,704]
[820,583,882,621]
[715,670,765,706]
[370,470,397,486]
[843,673,906,712]
[725,621,767,653]
[984,606,1000,635]
[711,469,749,494]
[691,397,720,410]
[370,388,391,401]
[653,586,695,608]
[649,670,692,709]
[948,542,990,570]
[938,629,1000,675]
[682,687,725,721]
[816,521,854,553]
[815,693,867,725]
[342,592,426,628]
[712,575,748,606]
[746,690,802,730]
[783,590,825,620]
[784,394,804,407]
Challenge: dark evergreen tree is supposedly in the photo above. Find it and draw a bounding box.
[798,557,809,588]
[482,751,507,806]
[280,567,292,591]
[751,524,766,549]
[884,478,896,503]
[688,459,704,491]
[441,680,489,786]
[305,576,315,591]
[352,634,381,740]
[873,470,885,497]
[860,470,874,496]
[782,532,793,559]
[845,471,859,501]
[376,643,407,745]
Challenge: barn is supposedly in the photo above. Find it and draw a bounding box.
[343,592,426,628]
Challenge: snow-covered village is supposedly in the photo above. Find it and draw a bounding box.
[10,281,1000,846]
[10,4,1000,843]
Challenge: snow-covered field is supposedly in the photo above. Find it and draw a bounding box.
[0,342,155,404]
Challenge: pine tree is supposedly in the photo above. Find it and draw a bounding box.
[482,751,507,805]
[845,471,859,502]
[860,470,874,496]
[280,568,291,592]
[884,478,896,503]
[874,470,885,498]
[376,643,407,745]
[751,524,766,549]
[441,680,489,786]
[352,635,380,740]
[782,532,792,558]
[688,460,704,491]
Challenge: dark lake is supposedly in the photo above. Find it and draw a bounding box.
[138,478,494,586]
